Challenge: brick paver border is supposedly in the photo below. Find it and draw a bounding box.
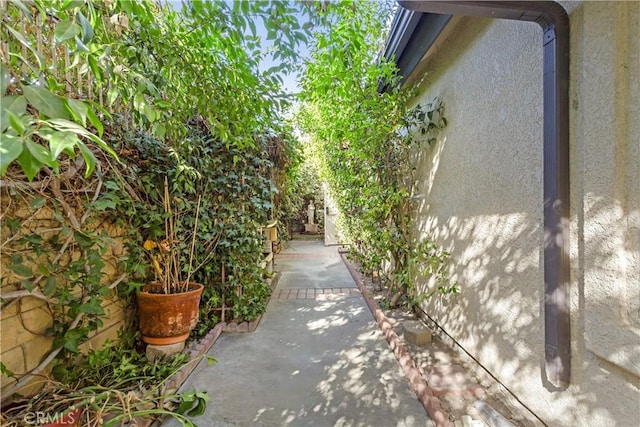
[272,287,361,300]
[276,253,340,259]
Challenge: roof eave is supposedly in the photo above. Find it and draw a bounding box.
[378,8,452,93]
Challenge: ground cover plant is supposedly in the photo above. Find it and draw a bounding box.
[2,334,210,426]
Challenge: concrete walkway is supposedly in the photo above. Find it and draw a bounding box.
[165,240,432,427]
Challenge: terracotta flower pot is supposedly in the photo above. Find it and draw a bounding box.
[137,282,204,345]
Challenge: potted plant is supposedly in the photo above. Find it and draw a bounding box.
[136,178,204,346]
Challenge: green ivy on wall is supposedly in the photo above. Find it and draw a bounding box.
[0,0,311,402]
[101,119,282,325]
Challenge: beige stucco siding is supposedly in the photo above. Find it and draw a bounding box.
[410,2,639,425]
[572,0,640,376]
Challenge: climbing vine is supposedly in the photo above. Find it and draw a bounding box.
[1,0,312,180]
[297,1,458,307]
[103,119,284,327]
[0,0,312,404]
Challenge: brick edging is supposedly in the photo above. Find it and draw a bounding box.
[339,252,453,427]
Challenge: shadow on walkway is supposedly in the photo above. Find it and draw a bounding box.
[165,240,432,427]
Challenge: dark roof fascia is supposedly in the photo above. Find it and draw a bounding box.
[380,7,422,63]
[378,8,452,93]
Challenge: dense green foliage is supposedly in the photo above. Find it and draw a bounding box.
[0,0,310,406]
[276,152,324,237]
[1,0,310,179]
[298,1,458,307]
[105,119,283,327]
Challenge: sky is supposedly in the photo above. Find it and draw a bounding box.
[167,0,311,94]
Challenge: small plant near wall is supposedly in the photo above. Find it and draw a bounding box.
[132,178,206,347]
[2,333,211,426]
[297,2,458,308]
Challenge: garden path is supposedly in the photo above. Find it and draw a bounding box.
[164,240,433,427]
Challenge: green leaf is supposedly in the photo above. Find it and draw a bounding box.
[4,25,45,72]
[107,87,119,106]
[37,264,50,276]
[0,133,23,175]
[6,110,26,136]
[1,95,27,116]
[87,54,102,82]
[10,263,33,278]
[89,100,111,119]
[1,95,28,132]
[17,140,44,181]
[61,0,85,10]
[77,12,94,43]
[248,19,257,37]
[42,277,57,296]
[152,123,166,139]
[76,140,97,177]
[0,63,9,95]
[90,199,116,211]
[30,197,46,209]
[143,104,157,122]
[63,336,79,353]
[50,365,69,383]
[78,299,104,315]
[6,218,20,232]
[85,105,103,136]
[73,230,94,248]
[75,37,90,53]
[177,392,201,415]
[48,131,80,160]
[46,76,65,92]
[55,20,81,43]
[0,362,15,377]
[185,393,208,417]
[26,139,56,167]
[133,92,146,111]
[23,86,70,119]
[47,119,116,160]
[66,99,88,126]
[21,279,35,292]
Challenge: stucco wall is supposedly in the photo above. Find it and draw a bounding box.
[410,2,639,425]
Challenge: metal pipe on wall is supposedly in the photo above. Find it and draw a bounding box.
[397,0,571,388]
